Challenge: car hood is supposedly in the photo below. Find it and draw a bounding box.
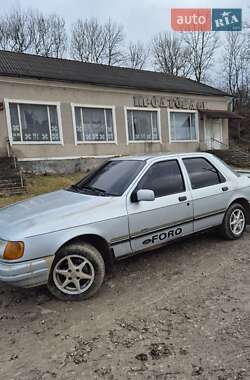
[0,190,117,239]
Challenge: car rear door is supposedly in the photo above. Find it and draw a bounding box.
[126,159,194,253]
[182,156,233,231]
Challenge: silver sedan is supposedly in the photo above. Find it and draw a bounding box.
[0,152,249,301]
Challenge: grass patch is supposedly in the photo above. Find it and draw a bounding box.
[0,172,84,208]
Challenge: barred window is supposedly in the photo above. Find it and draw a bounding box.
[127,109,160,142]
[74,106,115,143]
[8,102,62,143]
[170,111,197,142]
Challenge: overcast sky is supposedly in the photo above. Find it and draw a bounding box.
[1,0,249,44]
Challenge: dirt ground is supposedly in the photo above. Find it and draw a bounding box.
[0,226,249,380]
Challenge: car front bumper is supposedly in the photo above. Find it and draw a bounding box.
[0,256,54,288]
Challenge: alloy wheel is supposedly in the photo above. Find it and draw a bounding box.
[229,209,245,236]
[53,255,95,295]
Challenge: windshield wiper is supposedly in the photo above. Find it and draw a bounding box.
[69,184,116,196]
[69,184,82,192]
[80,186,115,196]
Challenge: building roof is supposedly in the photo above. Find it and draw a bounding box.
[0,50,229,97]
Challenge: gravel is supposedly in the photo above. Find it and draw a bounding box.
[0,227,250,379]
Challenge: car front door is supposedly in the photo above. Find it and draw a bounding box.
[182,156,233,231]
[126,159,194,253]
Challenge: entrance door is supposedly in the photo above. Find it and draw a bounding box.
[205,118,223,149]
[126,159,194,253]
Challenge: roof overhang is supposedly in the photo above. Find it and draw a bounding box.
[200,109,244,119]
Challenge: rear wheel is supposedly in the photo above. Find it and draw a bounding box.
[220,203,246,240]
[48,242,105,301]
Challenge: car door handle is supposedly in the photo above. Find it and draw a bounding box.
[222,186,229,192]
[179,196,187,202]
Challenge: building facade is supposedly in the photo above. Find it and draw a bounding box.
[0,51,239,173]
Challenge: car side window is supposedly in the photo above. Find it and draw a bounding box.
[183,157,226,190]
[137,160,185,198]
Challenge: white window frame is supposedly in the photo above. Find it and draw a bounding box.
[71,103,117,145]
[5,99,64,146]
[124,107,161,144]
[168,109,199,143]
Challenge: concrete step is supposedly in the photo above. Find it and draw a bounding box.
[0,157,26,196]
[0,162,15,168]
[0,186,26,196]
[0,158,16,169]
[0,184,24,189]
[0,173,22,180]
[0,181,23,189]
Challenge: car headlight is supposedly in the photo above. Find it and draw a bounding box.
[0,239,24,260]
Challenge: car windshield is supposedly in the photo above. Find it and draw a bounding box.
[68,160,145,196]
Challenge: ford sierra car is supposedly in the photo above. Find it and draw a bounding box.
[0,152,249,301]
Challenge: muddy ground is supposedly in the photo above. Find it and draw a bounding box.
[0,228,250,380]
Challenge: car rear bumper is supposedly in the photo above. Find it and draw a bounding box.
[0,256,54,288]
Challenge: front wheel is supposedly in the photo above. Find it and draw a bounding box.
[48,242,105,301]
[220,203,246,240]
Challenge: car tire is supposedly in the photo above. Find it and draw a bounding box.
[220,203,246,240]
[47,242,105,301]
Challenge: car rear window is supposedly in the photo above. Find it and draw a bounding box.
[183,157,226,189]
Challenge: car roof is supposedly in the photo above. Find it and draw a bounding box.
[112,152,213,162]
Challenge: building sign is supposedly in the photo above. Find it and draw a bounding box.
[171,8,242,32]
[171,8,211,32]
[133,95,207,110]
[212,9,242,32]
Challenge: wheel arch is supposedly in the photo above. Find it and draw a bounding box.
[55,234,115,271]
[228,197,250,224]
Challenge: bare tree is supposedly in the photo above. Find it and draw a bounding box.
[222,32,249,103]
[102,18,124,65]
[0,19,10,50]
[71,18,107,63]
[71,18,125,65]
[126,41,148,69]
[244,20,250,67]
[32,13,67,58]
[183,31,219,83]
[152,32,192,77]
[0,8,34,52]
[0,8,67,57]
[50,15,67,58]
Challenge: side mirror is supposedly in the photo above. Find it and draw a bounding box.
[135,189,155,202]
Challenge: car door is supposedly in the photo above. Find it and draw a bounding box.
[126,159,194,253]
[182,156,233,231]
